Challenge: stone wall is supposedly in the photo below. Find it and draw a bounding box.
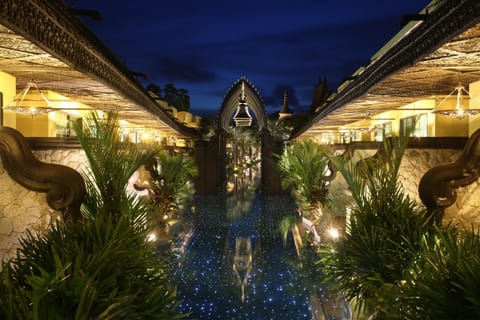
[444,180,480,228]
[329,148,480,227]
[398,149,462,204]
[400,149,480,227]
[0,148,86,262]
[0,159,61,262]
[33,149,87,172]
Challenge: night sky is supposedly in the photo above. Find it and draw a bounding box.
[73,0,430,115]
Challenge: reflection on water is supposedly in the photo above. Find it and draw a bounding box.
[174,187,351,319]
[233,237,252,303]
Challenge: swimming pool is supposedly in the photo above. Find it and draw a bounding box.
[174,192,351,320]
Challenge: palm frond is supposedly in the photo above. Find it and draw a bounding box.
[322,133,435,318]
[72,111,159,221]
[277,140,332,210]
[0,217,182,319]
[149,151,198,223]
[399,225,480,319]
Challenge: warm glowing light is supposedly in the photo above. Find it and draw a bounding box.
[119,119,129,127]
[147,232,156,242]
[327,227,340,240]
[433,84,480,119]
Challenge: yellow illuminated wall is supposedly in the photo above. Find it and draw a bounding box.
[435,114,469,137]
[336,97,474,142]
[3,86,93,137]
[0,71,17,128]
[469,81,480,136]
[16,113,50,137]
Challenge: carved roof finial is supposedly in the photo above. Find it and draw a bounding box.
[280,90,292,114]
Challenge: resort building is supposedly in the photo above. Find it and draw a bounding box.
[293,0,480,228]
[1,1,480,318]
[294,1,480,142]
[0,0,198,260]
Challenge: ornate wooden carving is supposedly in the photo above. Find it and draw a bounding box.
[419,129,480,222]
[218,78,267,131]
[0,127,85,222]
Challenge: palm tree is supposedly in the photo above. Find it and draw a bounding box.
[146,83,163,98]
[163,83,177,107]
[175,88,190,112]
[276,139,336,253]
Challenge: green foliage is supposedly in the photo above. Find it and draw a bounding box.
[279,214,302,246]
[149,151,198,221]
[267,112,310,142]
[0,111,184,319]
[198,115,218,140]
[277,140,332,211]
[0,217,181,319]
[397,225,480,320]
[148,83,190,112]
[321,136,433,318]
[73,111,159,221]
[267,117,293,141]
[320,132,480,319]
[146,83,163,97]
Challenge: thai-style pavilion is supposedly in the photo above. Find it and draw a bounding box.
[0,0,198,260]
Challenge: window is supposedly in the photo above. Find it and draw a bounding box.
[384,122,392,137]
[400,113,427,137]
[374,126,384,141]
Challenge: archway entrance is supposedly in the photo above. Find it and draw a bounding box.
[219,78,264,196]
[194,77,283,195]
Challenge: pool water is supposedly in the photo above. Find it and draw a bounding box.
[174,192,350,320]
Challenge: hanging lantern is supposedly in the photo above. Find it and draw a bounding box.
[233,82,252,127]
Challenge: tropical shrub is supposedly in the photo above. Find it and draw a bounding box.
[396,225,480,320]
[74,111,159,222]
[321,136,434,318]
[276,140,336,248]
[0,111,183,319]
[226,126,261,183]
[149,151,198,232]
[0,216,180,319]
[276,140,332,213]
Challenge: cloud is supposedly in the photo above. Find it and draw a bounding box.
[149,55,218,83]
[79,0,429,115]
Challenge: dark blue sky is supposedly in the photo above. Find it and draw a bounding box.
[74,0,430,115]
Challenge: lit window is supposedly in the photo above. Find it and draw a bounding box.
[400,113,427,137]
